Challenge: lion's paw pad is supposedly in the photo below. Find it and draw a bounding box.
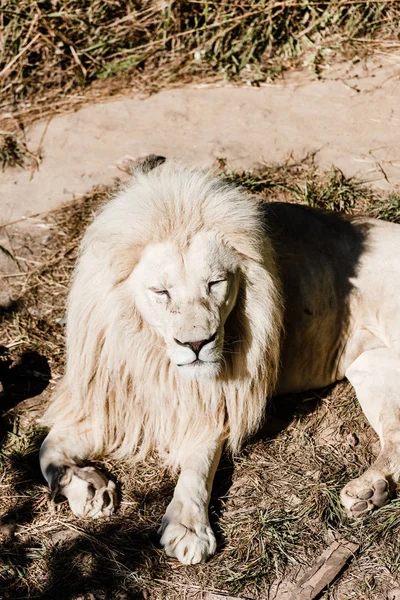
[60,466,117,519]
[340,473,390,517]
[159,522,216,565]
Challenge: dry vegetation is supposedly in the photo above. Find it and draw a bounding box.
[1,1,400,137]
[1,161,400,599]
[0,133,41,171]
[2,1,400,598]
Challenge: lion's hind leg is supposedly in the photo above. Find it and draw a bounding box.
[40,428,117,519]
[341,347,400,517]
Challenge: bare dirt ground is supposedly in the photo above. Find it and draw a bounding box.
[1,54,400,600]
[2,54,400,227]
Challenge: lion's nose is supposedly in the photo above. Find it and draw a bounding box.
[174,332,217,355]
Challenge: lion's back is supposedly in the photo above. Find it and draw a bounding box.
[262,203,397,393]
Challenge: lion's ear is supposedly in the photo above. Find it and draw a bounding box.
[117,154,166,175]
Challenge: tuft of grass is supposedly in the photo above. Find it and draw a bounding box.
[0,134,40,171]
[229,160,400,222]
[0,244,18,265]
[289,167,369,213]
[372,194,400,224]
[1,1,400,127]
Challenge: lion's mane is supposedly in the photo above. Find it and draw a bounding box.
[43,162,283,469]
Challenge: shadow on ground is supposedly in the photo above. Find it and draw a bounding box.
[0,382,327,600]
[0,346,51,448]
[1,518,155,599]
[0,461,167,600]
[0,347,51,410]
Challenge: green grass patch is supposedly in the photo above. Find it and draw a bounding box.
[372,194,400,224]
[228,161,400,220]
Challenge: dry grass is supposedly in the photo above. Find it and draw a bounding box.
[1,1,400,136]
[0,133,40,172]
[1,162,400,599]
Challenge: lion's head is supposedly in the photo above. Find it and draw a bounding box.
[128,231,241,380]
[46,160,283,466]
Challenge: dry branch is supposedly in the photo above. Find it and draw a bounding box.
[289,539,359,600]
[203,594,250,600]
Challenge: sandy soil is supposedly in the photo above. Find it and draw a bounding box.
[1,55,400,228]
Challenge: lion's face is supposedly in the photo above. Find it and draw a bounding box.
[128,231,240,379]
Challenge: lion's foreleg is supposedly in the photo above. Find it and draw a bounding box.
[159,437,223,564]
[341,347,400,516]
[40,428,117,519]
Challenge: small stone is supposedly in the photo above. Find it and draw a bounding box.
[27,306,52,318]
[287,493,302,507]
[55,316,67,326]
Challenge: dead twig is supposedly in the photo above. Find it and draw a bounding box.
[290,539,360,600]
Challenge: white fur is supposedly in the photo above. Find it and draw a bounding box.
[40,161,283,563]
[42,162,282,464]
[341,348,400,516]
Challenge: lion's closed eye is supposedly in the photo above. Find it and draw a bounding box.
[150,287,170,298]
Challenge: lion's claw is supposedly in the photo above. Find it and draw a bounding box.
[59,466,117,519]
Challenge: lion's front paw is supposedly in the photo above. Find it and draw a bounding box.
[159,519,216,564]
[340,470,390,517]
[58,466,117,519]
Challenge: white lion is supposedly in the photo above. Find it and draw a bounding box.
[40,158,400,564]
